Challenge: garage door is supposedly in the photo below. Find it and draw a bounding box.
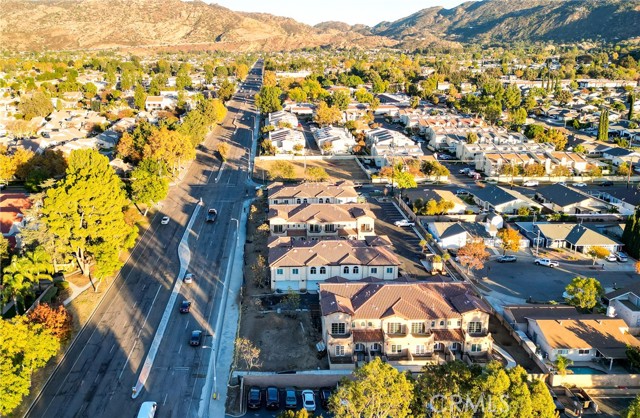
[277,280,300,292]
[306,279,323,293]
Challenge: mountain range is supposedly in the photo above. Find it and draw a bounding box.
[0,0,639,52]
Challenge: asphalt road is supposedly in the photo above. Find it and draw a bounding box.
[25,63,263,418]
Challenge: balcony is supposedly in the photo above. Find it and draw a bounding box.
[327,332,352,344]
[410,329,433,339]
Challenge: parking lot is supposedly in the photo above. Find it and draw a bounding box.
[243,387,333,418]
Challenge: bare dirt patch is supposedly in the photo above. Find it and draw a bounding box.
[254,158,369,183]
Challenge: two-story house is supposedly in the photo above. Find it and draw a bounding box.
[268,239,400,292]
[268,181,359,206]
[605,283,640,335]
[268,203,375,240]
[319,280,493,371]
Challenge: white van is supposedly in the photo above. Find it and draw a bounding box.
[137,401,157,418]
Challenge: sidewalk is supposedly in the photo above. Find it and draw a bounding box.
[63,281,93,306]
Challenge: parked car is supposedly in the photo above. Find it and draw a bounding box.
[285,388,297,409]
[523,180,539,187]
[161,216,170,225]
[266,386,280,410]
[573,182,587,187]
[184,273,194,284]
[319,387,332,409]
[179,300,192,313]
[394,219,415,227]
[534,258,559,267]
[455,189,470,196]
[247,387,261,409]
[189,330,202,346]
[459,167,470,174]
[206,208,217,223]
[301,390,316,412]
[605,253,618,262]
[616,252,629,262]
[467,170,478,178]
[496,255,517,263]
[599,180,614,187]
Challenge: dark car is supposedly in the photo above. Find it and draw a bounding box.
[600,180,614,187]
[247,386,261,410]
[206,208,217,223]
[266,386,280,410]
[189,330,202,346]
[496,255,517,263]
[319,387,332,409]
[284,388,297,409]
[179,300,192,313]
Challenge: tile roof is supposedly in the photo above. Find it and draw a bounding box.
[432,329,465,342]
[353,329,384,343]
[269,240,400,268]
[0,193,31,235]
[269,203,374,223]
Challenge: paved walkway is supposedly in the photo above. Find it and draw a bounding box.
[62,281,93,306]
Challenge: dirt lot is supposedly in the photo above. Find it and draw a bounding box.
[489,315,543,373]
[254,157,369,183]
[238,193,328,372]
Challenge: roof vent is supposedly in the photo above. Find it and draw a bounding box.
[557,320,563,326]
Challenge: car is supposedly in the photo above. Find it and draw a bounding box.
[284,388,297,409]
[266,386,280,410]
[319,387,332,409]
[467,170,477,178]
[599,180,614,187]
[179,300,192,313]
[534,258,559,267]
[496,255,517,263]
[189,330,202,346]
[616,252,629,262]
[455,189,470,196]
[247,386,261,410]
[394,219,415,227]
[605,253,618,262]
[206,208,217,223]
[523,180,539,187]
[573,182,587,187]
[161,216,170,225]
[184,273,194,284]
[301,390,316,412]
[459,167,471,174]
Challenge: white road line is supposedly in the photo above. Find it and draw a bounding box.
[178,345,182,355]
[118,339,138,381]
[185,320,189,330]
[163,393,168,406]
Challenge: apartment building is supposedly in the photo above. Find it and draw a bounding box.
[267,181,359,206]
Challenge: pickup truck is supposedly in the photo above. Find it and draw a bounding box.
[534,258,559,267]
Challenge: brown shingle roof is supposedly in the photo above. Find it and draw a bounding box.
[432,329,464,342]
[269,203,374,223]
[268,181,358,200]
[353,329,384,343]
[269,240,400,268]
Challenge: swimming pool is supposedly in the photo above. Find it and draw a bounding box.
[568,366,606,375]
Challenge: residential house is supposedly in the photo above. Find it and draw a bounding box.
[268,128,305,154]
[366,128,423,167]
[268,203,375,240]
[503,305,579,332]
[268,181,359,206]
[534,184,610,214]
[145,96,166,112]
[403,189,468,215]
[427,221,502,250]
[267,110,299,128]
[268,239,400,292]
[519,222,623,254]
[0,193,31,249]
[471,185,541,214]
[313,126,357,154]
[589,188,640,215]
[604,283,640,334]
[319,281,493,370]
[602,147,640,167]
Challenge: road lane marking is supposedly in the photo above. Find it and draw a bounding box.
[163,393,168,406]
[119,339,138,381]
[185,320,189,330]
[178,345,182,354]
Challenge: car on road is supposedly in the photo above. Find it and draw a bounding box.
[184,273,194,284]
[459,167,471,174]
[573,182,587,187]
[394,219,415,227]
[206,208,217,223]
[523,180,539,187]
[534,258,559,267]
[179,300,192,313]
[160,216,170,225]
[247,386,261,409]
[285,388,297,409]
[496,255,517,263]
[605,253,618,262]
[302,390,316,412]
[319,388,332,409]
[616,252,629,262]
[137,401,157,418]
[189,330,202,346]
[599,180,614,187]
[266,386,280,410]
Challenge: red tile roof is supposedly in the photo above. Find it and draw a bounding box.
[0,193,30,235]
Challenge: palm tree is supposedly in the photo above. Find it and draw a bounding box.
[2,259,35,314]
[554,355,573,376]
[21,246,54,291]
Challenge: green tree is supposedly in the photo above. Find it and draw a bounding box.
[304,166,329,182]
[565,276,603,310]
[330,357,413,418]
[314,101,342,126]
[556,89,573,106]
[510,107,528,128]
[288,87,307,103]
[497,227,522,255]
[587,246,611,265]
[507,366,533,418]
[394,171,417,189]
[130,159,169,216]
[622,394,640,418]
[41,149,137,277]
[543,128,568,151]
[268,160,295,181]
[255,86,282,114]
[524,124,545,140]
[598,108,610,141]
[629,93,635,121]
[331,90,351,111]
[554,354,573,376]
[0,317,59,416]
[504,84,522,110]
[217,79,236,102]
[623,206,640,258]
[134,84,147,110]
[18,91,53,120]
[529,378,558,418]
[143,126,196,174]
[466,131,478,144]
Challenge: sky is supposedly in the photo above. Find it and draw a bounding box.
[206,0,468,26]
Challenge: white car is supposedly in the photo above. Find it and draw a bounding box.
[534,258,559,267]
[605,253,617,262]
[573,182,587,187]
[523,181,539,187]
[394,219,415,227]
[459,167,470,174]
[301,390,316,412]
[161,216,170,225]
[184,273,194,284]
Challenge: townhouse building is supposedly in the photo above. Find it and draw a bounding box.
[268,128,305,154]
[365,128,423,167]
[268,181,359,206]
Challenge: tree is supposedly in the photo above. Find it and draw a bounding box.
[130,159,169,216]
[235,337,262,370]
[551,165,571,177]
[2,259,34,314]
[629,93,635,121]
[331,90,351,111]
[497,227,521,255]
[235,63,249,81]
[0,317,59,416]
[587,246,610,265]
[330,357,413,418]
[556,89,573,106]
[505,84,522,110]
[524,124,545,140]
[564,276,603,310]
[420,160,450,177]
[598,108,610,142]
[524,162,546,177]
[217,79,236,102]
[251,254,267,288]
[410,96,420,109]
[509,107,528,128]
[506,366,533,418]
[618,162,631,176]
[288,87,307,103]
[529,378,558,418]
[554,354,573,376]
[314,101,342,126]
[134,84,146,110]
[277,409,309,418]
[457,240,490,272]
[627,345,640,371]
[543,128,568,151]
[41,149,137,277]
[217,142,230,162]
[255,86,282,114]
[282,288,301,312]
[143,126,196,175]
[466,131,478,144]
[394,171,417,189]
[18,91,53,120]
[623,394,640,418]
[262,70,277,87]
[304,166,329,182]
[28,303,73,341]
[268,161,295,181]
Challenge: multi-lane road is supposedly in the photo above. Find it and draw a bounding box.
[25,62,263,418]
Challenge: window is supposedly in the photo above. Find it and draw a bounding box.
[431,321,436,328]
[471,344,482,352]
[411,322,425,334]
[361,224,373,232]
[310,267,317,275]
[292,268,299,275]
[457,320,461,326]
[386,267,393,274]
[578,349,590,355]
[274,200,278,204]
[276,268,284,275]
[439,320,445,326]
[415,345,426,355]
[335,345,345,356]
[324,224,335,232]
[371,343,381,351]
[371,267,378,274]
[309,224,321,233]
[387,322,403,334]
[343,266,350,274]
[557,349,569,355]
[353,266,359,274]
[331,323,346,335]
[319,198,324,203]
[368,322,373,327]
[390,344,402,354]
[273,225,284,233]
[303,198,308,203]
[360,321,365,326]
[355,343,365,352]
[467,322,482,334]
[296,199,301,204]
[320,267,326,274]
